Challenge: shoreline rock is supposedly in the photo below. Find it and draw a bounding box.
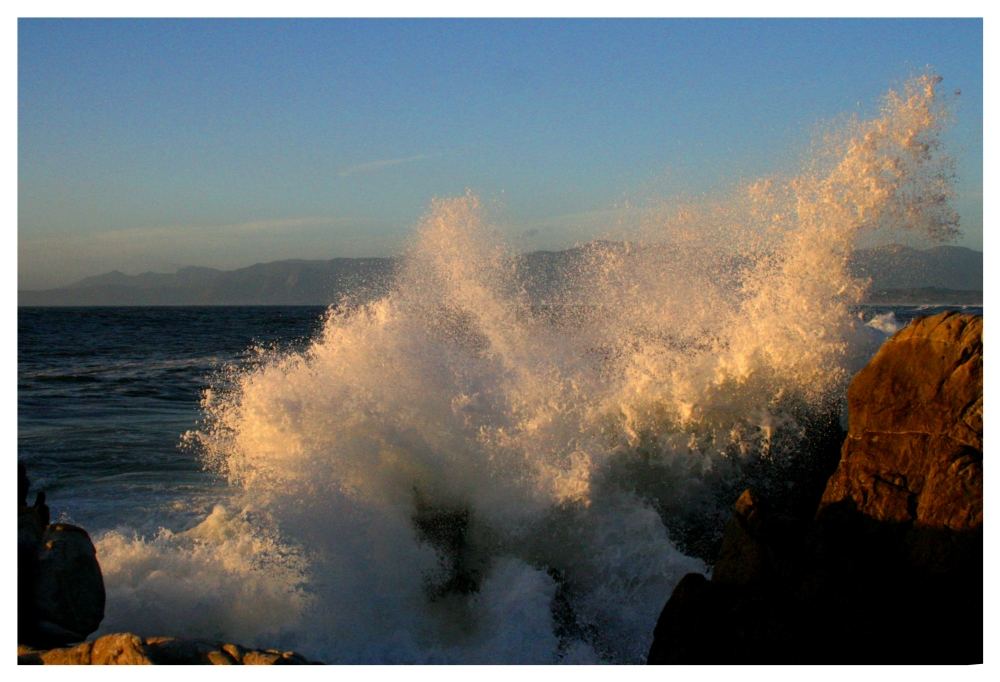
[18,464,105,649]
[18,311,982,664]
[16,465,317,665]
[18,633,317,665]
[647,311,983,664]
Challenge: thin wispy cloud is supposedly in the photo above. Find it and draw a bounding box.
[338,153,436,178]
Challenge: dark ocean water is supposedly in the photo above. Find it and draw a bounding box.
[18,306,329,533]
[17,303,981,536]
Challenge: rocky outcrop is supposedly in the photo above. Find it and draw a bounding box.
[33,524,107,641]
[18,464,106,648]
[17,633,315,665]
[17,463,317,664]
[820,311,982,534]
[648,312,983,664]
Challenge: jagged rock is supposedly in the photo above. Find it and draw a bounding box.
[144,636,234,665]
[647,312,983,664]
[711,490,768,586]
[221,642,245,662]
[17,634,316,665]
[820,311,983,532]
[18,642,93,665]
[90,633,152,665]
[817,311,983,588]
[646,574,713,664]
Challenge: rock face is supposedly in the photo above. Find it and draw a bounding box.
[821,312,983,532]
[647,312,983,664]
[17,634,315,665]
[18,465,106,648]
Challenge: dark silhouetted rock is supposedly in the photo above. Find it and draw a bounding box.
[31,524,106,646]
[15,465,316,665]
[18,464,106,648]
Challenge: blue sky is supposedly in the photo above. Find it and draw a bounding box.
[18,18,983,288]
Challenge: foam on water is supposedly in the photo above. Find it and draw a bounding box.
[865,311,904,335]
[95,74,959,662]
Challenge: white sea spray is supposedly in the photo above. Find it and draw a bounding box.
[95,74,958,663]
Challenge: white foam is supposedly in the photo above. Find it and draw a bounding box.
[866,311,903,335]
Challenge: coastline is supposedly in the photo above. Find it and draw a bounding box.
[18,310,983,664]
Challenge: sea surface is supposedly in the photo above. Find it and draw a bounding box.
[18,301,980,662]
[19,304,979,536]
[18,306,329,533]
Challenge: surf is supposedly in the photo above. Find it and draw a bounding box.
[95,74,959,663]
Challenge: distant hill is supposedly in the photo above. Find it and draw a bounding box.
[848,244,983,291]
[19,258,396,306]
[18,244,982,307]
[863,287,983,305]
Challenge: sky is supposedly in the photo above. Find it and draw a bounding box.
[17,18,983,289]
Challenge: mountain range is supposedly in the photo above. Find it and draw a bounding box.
[18,244,983,306]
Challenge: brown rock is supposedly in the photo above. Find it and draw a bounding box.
[242,648,310,665]
[839,312,982,444]
[242,650,282,665]
[221,642,245,663]
[18,634,317,665]
[17,645,42,665]
[820,311,983,533]
[207,650,237,665]
[90,633,152,665]
[648,312,983,664]
[15,643,97,665]
[36,642,94,665]
[144,636,233,665]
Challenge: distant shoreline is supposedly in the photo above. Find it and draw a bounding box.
[17,297,984,309]
[17,244,983,308]
[862,288,983,306]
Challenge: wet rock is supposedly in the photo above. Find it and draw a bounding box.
[144,637,234,665]
[242,650,284,665]
[90,633,153,665]
[18,642,93,665]
[18,465,105,647]
[32,524,106,645]
[710,490,768,586]
[647,312,983,664]
[221,642,245,662]
[18,634,317,665]
[820,311,983,534]
[646,574,717,664]
[15,465,315,664]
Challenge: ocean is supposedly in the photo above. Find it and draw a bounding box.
[17,301,979,662]
[18,303,979,534]
[16,74,979,663]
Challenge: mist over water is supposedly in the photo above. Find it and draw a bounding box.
[94,75,960,662]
